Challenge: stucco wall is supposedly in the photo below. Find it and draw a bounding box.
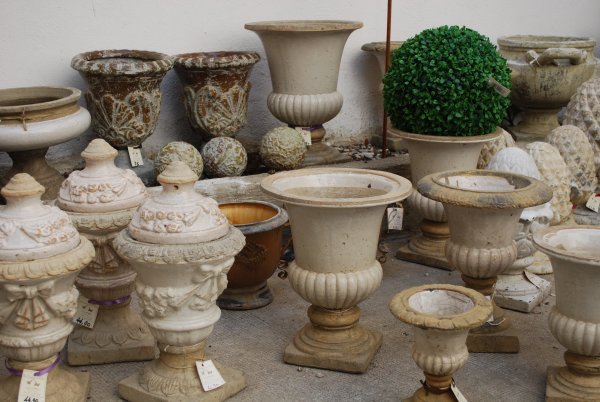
[1,0,599,159]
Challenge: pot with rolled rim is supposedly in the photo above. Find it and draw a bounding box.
[260,167,412,373]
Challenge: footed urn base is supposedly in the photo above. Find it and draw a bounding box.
[513,108,561,142]
[546,353,600,401]
[217,282,273,310]
[284,306,383,373]
[396,220,451,270]
[302,142,352,167]
[402,374,459,402]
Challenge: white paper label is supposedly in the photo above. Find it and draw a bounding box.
[294,127,312,146]
[524,270,545,289]
[196,360,226,392]
[18,369,47,402]
[127,146,144,167]
[485,295,494,323]
[386,207,404,231]
[450,382,469,402]
[73,298,99,329]
[586,194,600,213]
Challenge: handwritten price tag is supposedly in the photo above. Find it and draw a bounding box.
[73,298,99,329]
[127,146,144,167]
[196,360,226,392]
[387,207,404,231]
[18,369,47,402]
[450,381,468,402]
[586,194,600,213]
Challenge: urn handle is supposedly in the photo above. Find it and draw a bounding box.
[526,48,587,66]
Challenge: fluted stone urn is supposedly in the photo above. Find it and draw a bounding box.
[418,170,552,353]
[114,162,246,401]
[57,139,155,365]
[0,174,95,401]
[261,168,412,372]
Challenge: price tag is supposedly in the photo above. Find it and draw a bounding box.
[386,207,404,231]
[450,381,469,402]
[293,127,312,146]
[127,146,144,167]
[73,298,99,329]
[196,360,226,392]
[485,295,494,323]
[586,194,600,213]
[524,270,546,289]
[18,369,47,402]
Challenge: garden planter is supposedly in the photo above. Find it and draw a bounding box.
[245,20,362,166]
[217,201,288,310]
[261,168,412,373]
[0,86,91,201]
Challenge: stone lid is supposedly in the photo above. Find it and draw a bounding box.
[128,161,230,244]
[57,139,147,213]
[71,49,173,76]
[174,51,260,70]
[0,173,80,261]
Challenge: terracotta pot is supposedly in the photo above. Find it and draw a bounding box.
[261,167,412,373]
[0,86,90,201]
[533,225,600,400]
[217,201,288,310]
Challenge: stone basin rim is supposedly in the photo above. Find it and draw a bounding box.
[532,225,600,265]
[497,35,596,49]
[245,20,363,32]
[219,200,288,236]
[361,41,404,52]
[0,86,81,115]
[388,127,502,143]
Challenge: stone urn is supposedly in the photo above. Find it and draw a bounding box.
[245,20,362,166]
[392,127,501,270]
[0,174,95,401]
[113,161,246,401]
[418,170,552,353]
[389,284,492,401]
[0,86,91,201]
[56,139,155,365]
[261,168,412,372]
[173,51,260,141]
[497,35,597,140]
[533,225,600,401]
[217,201,288,310]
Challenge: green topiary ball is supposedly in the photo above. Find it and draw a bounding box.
[383,25,511,136]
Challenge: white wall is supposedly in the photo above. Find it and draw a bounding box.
[1,0,599,158]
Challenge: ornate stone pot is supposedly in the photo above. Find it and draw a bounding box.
[0,86,91,201]
[389,284,492,401]
[261,167,412,372]
[173,51,259,141]
[114,161,246,401]
[56,139,155,365]
[245,20,362,166]
[497,35,597,140]
[418,170,552,353]
[217,201,288,310]
[0,174,95,401]
[391,128,501,270]
[533,225,600,401]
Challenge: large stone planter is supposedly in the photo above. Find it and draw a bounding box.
[392,128,501,270]
[497,35,597,140]
[245,20,362,166]
[0,86,91,201]
[533,226,600,401]
[261,168,412,373]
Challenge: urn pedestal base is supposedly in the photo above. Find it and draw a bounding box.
[402,374,458,402]
[494,271,552,313]
[513,108,561,141]
[396,219,451,270]
[217,282,273,310]
[302,142,352,167]
[546,353,600,401]
[284,306,382,373]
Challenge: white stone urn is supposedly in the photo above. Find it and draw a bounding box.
[260,168,412,373]
[113,162,246,401]
[56,139,155,365]
[0,174,95,401]
[418,170,552,353]
[533,225,600,401]
[0,86,91,201]
[391,127,501,270]
[245,20,362,166]
[389,284,492,401]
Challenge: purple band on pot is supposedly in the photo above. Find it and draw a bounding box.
[5,353,61,377]
[88,295,130,306]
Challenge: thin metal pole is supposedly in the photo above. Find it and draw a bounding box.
[382,0,392,158]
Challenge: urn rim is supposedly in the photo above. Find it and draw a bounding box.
[497,35,596,50]
[245,20,363,32]
[532,225,600,265]
[0,86,81,117]
[361,41,404,53]
[71,49,173,76]
[173,51,260,70]
[219,200,288,235]
[388,126,503,143]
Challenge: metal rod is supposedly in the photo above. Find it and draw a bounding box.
[382,0,392,158]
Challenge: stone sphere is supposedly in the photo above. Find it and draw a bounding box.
[154,141,203,179]
[201,137,247,177]
[477,128,515,169]
[260,126,307,170]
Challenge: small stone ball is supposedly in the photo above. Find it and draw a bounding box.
[154,141,203,179]
[260,126,307,170]
[201,137,247,178]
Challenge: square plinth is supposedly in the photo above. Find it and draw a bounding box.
[467,330,520,353]
[0,368,90,402]
[396,244,452,271]
[494,282,552,313]
[68,335,157,366]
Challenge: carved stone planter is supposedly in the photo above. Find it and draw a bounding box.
[173,51,259,141]
[0,86,91,201]
[533,225,600,401]
[0,174,95,401]
[390,284,492,401]
[418,170,552,353]
[217,201,288,310]
[114,162,246,401]
[56,139,155,365]
[245,20,362,166]
[261,168,412,372]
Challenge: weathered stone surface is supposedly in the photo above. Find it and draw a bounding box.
[259,126,306,170]
[202,137,248,178]
[154,141,203,178]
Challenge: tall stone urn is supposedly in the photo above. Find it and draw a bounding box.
[245,20,362,166]
[56,139,155,365]
[114,162,246,401]
[389,284,492,401]
[533,226,600,401]
[261,168,412,372]
[173,51,260,141]
[418,170,552,353]
[0,174,95,401]
[0,86,91,200]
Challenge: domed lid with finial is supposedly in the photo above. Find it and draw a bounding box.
[128,161,229,244]
[57,139,147,213]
